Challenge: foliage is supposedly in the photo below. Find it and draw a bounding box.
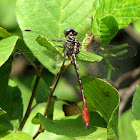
[0,0,140,140]
[118,85,140,140]
[119,109,137,140]
[132,85,140,139]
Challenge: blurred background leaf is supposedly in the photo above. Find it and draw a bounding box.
[119,109,137,140]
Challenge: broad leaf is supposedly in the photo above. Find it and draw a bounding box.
[22,103,47,137]
[99,16,118,45]
[0,36,18,67]
[0,27,12,38]
[0,0,18,30]
[0,79,23,130]
[119,109,137,140]
[0,115,13,138]
[81,76,119,139]
[132,85,140,139]
[0,58,11,96]
[13,74,53,116]
[1,131,33,140]
[32,112,107,139]
[92,0,140,45]
[36,35,103,63]
[133,19,140,34]
[16,0,95,74]
[0,108,6,116]
[0,59,13,134]
[36,35,64,56]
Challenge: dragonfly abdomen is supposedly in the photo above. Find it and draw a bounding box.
[63,28,90,128]
[71,54,90,128]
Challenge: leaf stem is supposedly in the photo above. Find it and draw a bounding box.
[18,66,43,131]
[33,60,65,139]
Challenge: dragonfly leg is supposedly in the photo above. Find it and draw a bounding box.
[52,39,65,42]
[55,45,64,48]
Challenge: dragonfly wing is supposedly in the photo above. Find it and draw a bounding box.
[88,43,137,60]
[13,49,65,75]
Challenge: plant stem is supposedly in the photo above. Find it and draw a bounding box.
[33,60,65,139]
[18,67,43,131]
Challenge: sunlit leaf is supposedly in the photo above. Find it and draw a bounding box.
[92,0,140,45]
[16,0,95,74]
[0,36,18,67]
[32,112,107,139]
[1,131,33,140]
[132,85,140,139]
[81,76,119,139]
[0,27,12,38]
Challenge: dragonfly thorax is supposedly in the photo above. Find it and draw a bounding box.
[64,32,80,57]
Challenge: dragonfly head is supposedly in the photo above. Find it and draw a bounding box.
[64,28,78,37]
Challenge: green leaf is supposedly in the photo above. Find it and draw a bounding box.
[0,79,23,130]
[99,16,118,45]
[32,101,67,123]
[53,79,79,103]
[119,109,137,140]
[6,81,23,121]
[0,108,6,116]
[0,36,18,67]
[0,115,13,137]
[32,76,50,104]
[32,113,41,125]
[37,34,103,63]
[0,59,13,134]
[13,73,53,115]
[14,38,37,68]
[9,74,54,134]
[104,58,115,81]
[32,112,107,139]
[92,0,140,45]
[35,131,72,140]
[78,49,102,63]
[16,0,94,40]
[23,103,47,137]
[132,85,140,139]
[35,35,65,74]
[81,76,119,139]
[0,0,18,30]
[12,76,34,116]
[107,106,119,140]
[0,27,12,38]
[53,101,68,120]
[0,58,11,96]
[133,19,140,34]
[16,0,95,74]
[36,35,63,56]
[1,131,33,140]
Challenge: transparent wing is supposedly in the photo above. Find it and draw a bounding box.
[24,30,137,60]
[18,30,136,81]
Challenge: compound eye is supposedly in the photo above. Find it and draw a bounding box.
[73,30,78,36]
[64,28,78,36]
[64,28,72,36]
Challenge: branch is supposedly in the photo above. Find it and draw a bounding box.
[119,78,140,115]
[124,25,140,44]
[18,66,43,131]
[113,67,140,88]
[33,60,65,139]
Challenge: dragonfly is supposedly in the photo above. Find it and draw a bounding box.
[13,28,137,128]
[57,28,90,128]
[23,28,91,128]
[20,28,136,82]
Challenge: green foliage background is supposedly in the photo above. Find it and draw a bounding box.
[0,0,140,140]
